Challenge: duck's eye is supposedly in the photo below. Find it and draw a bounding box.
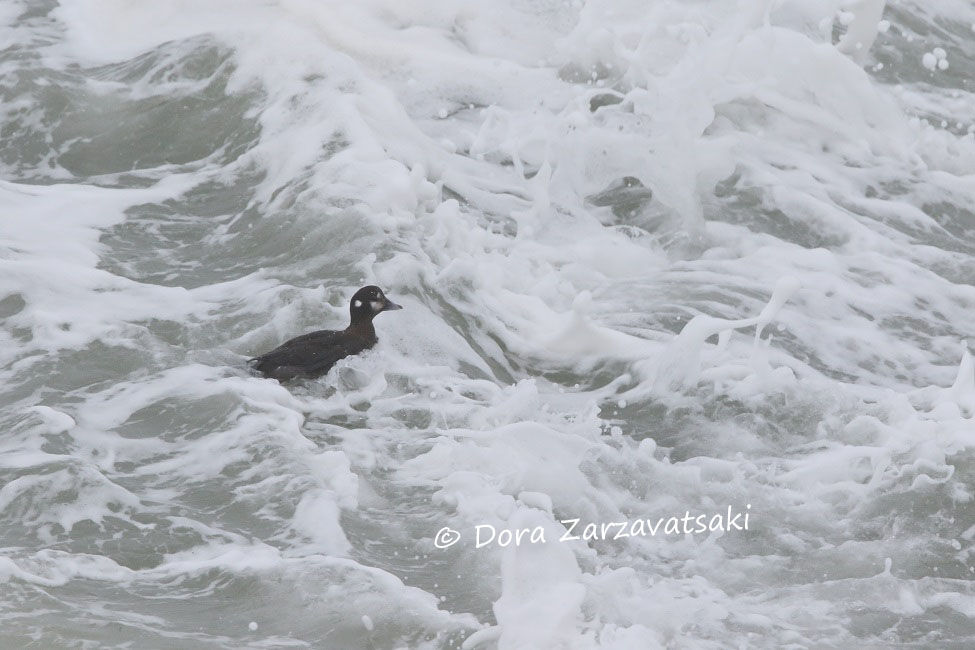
[354,300,362,308]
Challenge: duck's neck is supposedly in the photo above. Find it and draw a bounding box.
[346,317,376,339]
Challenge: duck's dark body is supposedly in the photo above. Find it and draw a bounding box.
[250,325,377,381]
[250,285,401,382]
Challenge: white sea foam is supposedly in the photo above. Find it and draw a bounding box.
[2,0,975,647]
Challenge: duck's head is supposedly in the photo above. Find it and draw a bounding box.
[349,285,402,323]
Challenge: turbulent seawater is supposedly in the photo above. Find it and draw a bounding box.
[2,0,975,647]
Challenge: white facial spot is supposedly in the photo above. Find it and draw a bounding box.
[370,300,384,312]
[354,300,362,308]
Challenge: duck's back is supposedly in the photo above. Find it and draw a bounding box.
[250,328,376,381]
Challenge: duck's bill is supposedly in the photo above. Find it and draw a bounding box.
[383,299,403,311]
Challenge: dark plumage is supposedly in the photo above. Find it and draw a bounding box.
[250,285,402,381]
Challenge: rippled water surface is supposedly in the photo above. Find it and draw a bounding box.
[2,0,975,648]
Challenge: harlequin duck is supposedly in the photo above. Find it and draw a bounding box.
[250,285,402,381]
